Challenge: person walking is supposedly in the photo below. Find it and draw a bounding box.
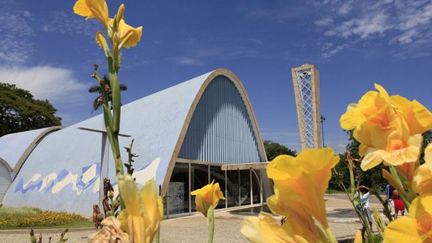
[358,185,373,239]
[393,190,405,218]
[384,183,395,216]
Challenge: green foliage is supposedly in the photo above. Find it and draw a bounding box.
[0,206,41,215]
[0,83,61,137]
[329,131,387,191]
[264,140,296,161]
[420,130,432,163]
[88,75,127,111]
[328,153,350,190]
[0,207,90,229]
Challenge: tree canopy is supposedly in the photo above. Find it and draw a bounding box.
[329,131,387,191]
[264,140,296,161]
[0,82,62,137]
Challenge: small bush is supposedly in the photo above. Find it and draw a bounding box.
[0,207,90,229]
[0,207,41,215]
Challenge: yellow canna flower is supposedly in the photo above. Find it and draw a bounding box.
[384,195,432,242]
[413,163,432,195]
[266,179,325,240]
[191,180,225,217]
[117,19,143,49]
[425,143,432,164]
[117,175,163,243]
[354,230,362,243]
[340,84,408,150]
[340,83,431,171]
[241,212,308,243]
[73,0,110,27]
[266,148,339,228]
[360,133,422,170]
[281,209,325,242]
[391,95,432,135]
[413,146,432,195]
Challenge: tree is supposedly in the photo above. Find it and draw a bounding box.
[420,130,432,163]
[0,82,61,137]
[330,131,387,190]
[264,140,296,161]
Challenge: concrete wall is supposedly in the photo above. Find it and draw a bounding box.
[0,159,11,202]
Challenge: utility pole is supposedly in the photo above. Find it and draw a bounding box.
[320,115,326,147]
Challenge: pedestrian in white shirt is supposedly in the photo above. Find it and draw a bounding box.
[358,185,373,239]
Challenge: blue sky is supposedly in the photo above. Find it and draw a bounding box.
[1,0,431,153]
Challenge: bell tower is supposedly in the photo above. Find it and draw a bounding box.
[291,64,322,149]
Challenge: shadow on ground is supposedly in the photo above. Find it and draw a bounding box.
[327,208,358,218]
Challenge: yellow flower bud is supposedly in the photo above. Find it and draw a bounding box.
[95,31,110,57]
[191,180,225,217]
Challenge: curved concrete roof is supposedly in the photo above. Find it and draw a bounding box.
[2,68,266,215]
[0,157,12,173]
[0,127,61,170]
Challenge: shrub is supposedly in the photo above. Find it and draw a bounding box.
[0,207,90,228]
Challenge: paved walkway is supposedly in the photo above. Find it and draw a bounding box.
[0,193,383,243]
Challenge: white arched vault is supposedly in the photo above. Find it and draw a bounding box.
[2,68,269,216]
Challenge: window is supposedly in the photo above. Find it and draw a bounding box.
[167,163,190,214]
[191,164,209,211]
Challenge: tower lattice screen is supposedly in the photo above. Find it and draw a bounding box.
[292,64,321,149]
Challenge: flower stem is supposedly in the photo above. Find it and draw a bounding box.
[389,166,411,209]
[324,226,337,243]
[207,207,215,243]
[156,227,160,243]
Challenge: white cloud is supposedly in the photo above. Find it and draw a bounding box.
[315,0,432,58]
[315,17,334,27]
[0,66,88,106]
[322,43,351,58]
[324,13,389,39]
[42,11,99,38]
[393,3,432,44]
[246,7,302,23]
[0,6,98,64]
[0,10,34,63]
[170,57,204,66]
[337,1,354,15]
